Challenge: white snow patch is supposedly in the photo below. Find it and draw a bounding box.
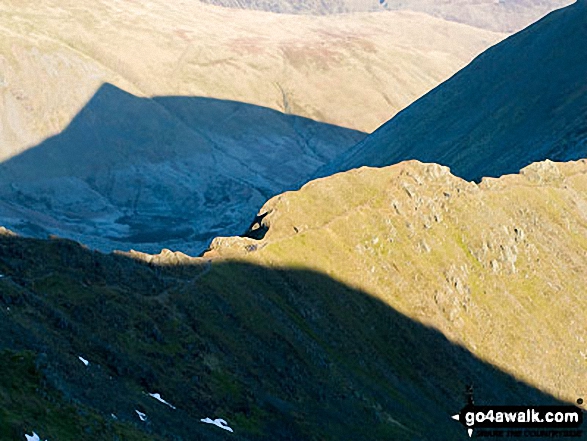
[135,410,147,422]
[148,392,176,409]
[200,417,234,433]
[25,433,46,441]
[78,356,89,366]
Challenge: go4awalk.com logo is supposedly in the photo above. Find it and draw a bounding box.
[451,387,584,438]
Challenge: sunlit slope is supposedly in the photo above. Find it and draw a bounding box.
[0,0,504,157]
[199,0,573,32]
[319,1,587,181]
[0,84,365,254]
[385,0,574,32]
[206,159,587,407]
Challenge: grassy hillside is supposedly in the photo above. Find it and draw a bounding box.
[207,159,587,408]
[1,159,585,439]
[0,350,163,440]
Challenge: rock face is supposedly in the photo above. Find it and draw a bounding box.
[0,0,503,253]
[197,0,573,32]
[318,1,587,182]
[209,159,587,409]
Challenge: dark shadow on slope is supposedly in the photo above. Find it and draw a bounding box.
[0,83,365,254]
[242,211,270,240]
[316,1,587,183]
[0,234,582,440]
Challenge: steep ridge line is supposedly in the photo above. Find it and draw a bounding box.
[317,1,587,182]
[0,229,576,440]
[204,158,587,408]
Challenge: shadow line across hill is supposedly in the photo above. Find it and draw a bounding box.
[0,234,581,440]
[0,83,365,254]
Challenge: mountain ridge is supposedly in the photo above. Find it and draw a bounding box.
[1,157,585,439]
[205,158,587,407]
[317,0,587,182]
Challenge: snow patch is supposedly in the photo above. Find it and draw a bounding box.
[78,356,89,366]
[200,417,234,433]
[148,392,176,409]
[135,410,147,422]
[25,433,46,441]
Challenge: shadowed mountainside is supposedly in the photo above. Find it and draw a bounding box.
[0,0,505,254]
[0,83,365,254]
[0,231,578,440]
[318,1,587,182]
